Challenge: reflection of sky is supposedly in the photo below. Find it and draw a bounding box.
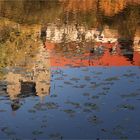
[0,66,140,139]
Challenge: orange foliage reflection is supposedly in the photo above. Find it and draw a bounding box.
[46,42,140,67]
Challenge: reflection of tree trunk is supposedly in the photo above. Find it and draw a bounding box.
[40,25,47,46]
[96,0,104,34]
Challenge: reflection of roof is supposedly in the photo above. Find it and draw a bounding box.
[46,42,140,66]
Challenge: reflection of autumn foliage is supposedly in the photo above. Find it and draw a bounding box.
[60,0,140,16]
[0,19,40,70]
[60,0,97,12]
[0,0,62,24]
[99,0,127,16]
[99,0,140,16]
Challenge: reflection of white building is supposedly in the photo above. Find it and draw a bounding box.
[34,45,51,99]
[6,46,51,100]
[46,24,118,43]
[134,29,140,52]
[134,38,140,52]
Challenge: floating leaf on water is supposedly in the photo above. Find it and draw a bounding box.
[33,102,59,110]
[88,115,103,125]
[95,72,102,75]
[28,109,36,113]
[105,77,119,81]
[112,125,124,136]
[99,92,107,96]
[84,76,91,81]
[90,83,102,89]
[73,84,86,88]
[63,109,76,117]
[101,128,107,132]
[55,77,63,80]
[92,95,99,99]
[1,127,16,136]
[102,87,110,90]
[118,104,135,110]
[123,73,136,77]
[49,133,62,140]
[64,81,73,85]
[50,94,58,98]
[32,130,43,135]
[45,102,59,109]
[41,124,47,128]
[121,92,140,98]
[70,77,80,82]
[84,102,98,110]
[83,108,92,113]
[83,93,90,97]
[65,101,81,108]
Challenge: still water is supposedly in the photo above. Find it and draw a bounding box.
[0,0,140,139]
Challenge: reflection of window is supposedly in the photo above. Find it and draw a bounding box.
[21,81,36,96]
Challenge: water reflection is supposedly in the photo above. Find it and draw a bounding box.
[0,0,140,139]
[6,47,51,99]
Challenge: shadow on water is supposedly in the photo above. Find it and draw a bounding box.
[0,0,140,139]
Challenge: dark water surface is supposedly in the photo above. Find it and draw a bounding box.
[0,0,140,139]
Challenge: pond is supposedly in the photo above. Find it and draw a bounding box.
[0,0,140,139]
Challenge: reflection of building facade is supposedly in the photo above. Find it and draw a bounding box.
[46,24,140,45]
[6,47,51,100]
[6,72,21,100]
[46,24,117,43]
[134,28,140,52]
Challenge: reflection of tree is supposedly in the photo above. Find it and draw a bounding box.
[117,6,140,42]
[0,0,140,34]
[0,0,62,24]
[54,41,95,57]
[0,0,140,68]
[0,19,40,70]
[97,5,140,47]
[99,0,127,16]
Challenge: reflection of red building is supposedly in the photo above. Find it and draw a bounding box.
[45,42,140,67]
